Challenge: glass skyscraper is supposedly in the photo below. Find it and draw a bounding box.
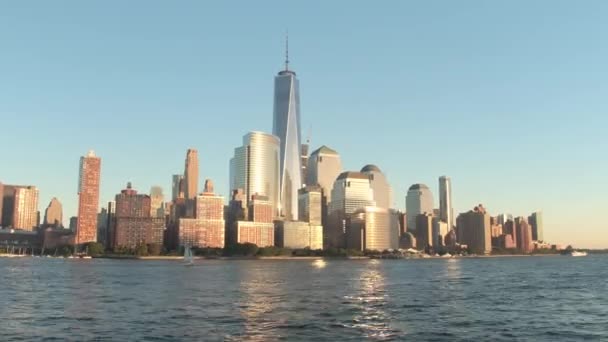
[272,43,302,220]
[406,183,434,233]
[229,132,281,218]
[439,176,454,229]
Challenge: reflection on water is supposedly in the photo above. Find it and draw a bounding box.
[312,259,326,269]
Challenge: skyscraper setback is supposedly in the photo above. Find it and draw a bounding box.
[76,150,101,246]
[184,149,199,200]
[273,36,302,220]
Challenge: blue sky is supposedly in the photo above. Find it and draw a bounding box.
[1,1,606,247]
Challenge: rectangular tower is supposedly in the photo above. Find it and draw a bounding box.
[76,151,101,246]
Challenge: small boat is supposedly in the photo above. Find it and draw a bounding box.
[184,246,194,266]
[569,251,587,257]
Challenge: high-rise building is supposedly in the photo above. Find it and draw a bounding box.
[347,206,400,251]
[361,164,393,209]
[301,142,309,187]
[415,213,434,250]
[113,183,164,249]
[229,131,281,217]
[76,150,101,246]
[307,145,342,203]
[273,38,302,221]
[327,172,375,248]
[298,185,322,225]
[405,184,434,233]
[43,197,63,228]
[439,176,454,229]
[184,149,199,200]
[12,186,39,230]
[515,217,533,253]
[432,217,449,247]
[456,206,492,254]
[528,211,544,242]
[149,186,165,218]
[179,188,225,248]
[496,213,514,225]
[171,174,184,200]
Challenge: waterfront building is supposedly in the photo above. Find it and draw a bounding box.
[275,220,323,250]
[113,183,164,249]
[76,150,101,246]
[229,131,281,218]
[515,217,533,253]
[415,213,434,250]
[171,174,184,201]
[184,149,199,200]
[502,219,517,245]
[327,172,375,248]
[491,224,503,238]
[273,38,302,221]
[347,206,399,251]
[235,221,274,247]
[528,211,544,241]
[406,184,434,233]
[432,217,449,247]
[178,186,225,248]
[439,176,454,229]
[307,146,342,203]
[149,186,165,218]
[43,197,63,228]
[3,185,39,230]
[456,206,492,254]
[298,185,322,225]
[493,234,516,249]
[400,231,417,249]
[361,165,393,209]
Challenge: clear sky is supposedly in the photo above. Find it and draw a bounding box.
[1,1,606,248]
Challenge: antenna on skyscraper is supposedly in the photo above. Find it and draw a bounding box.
[285,30,290,71]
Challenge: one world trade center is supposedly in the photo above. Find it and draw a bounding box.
[272,36,302,221]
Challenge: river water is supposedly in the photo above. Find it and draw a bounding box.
[0,255,606,341]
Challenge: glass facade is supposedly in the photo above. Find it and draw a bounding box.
[361,165,393,209]
[348,207,400,251]
[405,184,434,233]
[439,176,454,229]
[230,132,280,218]
[273,70,302,220]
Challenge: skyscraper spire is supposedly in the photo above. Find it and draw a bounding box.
[285,30,289,71]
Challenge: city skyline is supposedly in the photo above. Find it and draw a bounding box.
[1,2,607,248]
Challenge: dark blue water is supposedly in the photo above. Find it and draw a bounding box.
[0,256,606,341]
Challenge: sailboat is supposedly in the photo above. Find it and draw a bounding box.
[184,245,194,266]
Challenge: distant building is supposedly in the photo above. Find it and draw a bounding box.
[298,185,322,225]
[306,145,342,229]
[400,231,417,249]
[300,142,309,187]
[327,171,375,248]
[493,234,516,249]
[229,131,281,218]
[347,207,399,251]
[528,211,544,241]
[171,174,184,201]
[227,194,276,247]
[503,219,517,244]
[184,149,199,200]
[235,221,274,247]
[361,165,393,209]
[43,197,63,228]
[113,183,164,249]
[432,218,449,247]
[275,221,323,250]
[456,205,492,254]
[491,224,503,238]
[11,186,38,231]
[76,150,101,246]
[496,213,513,225]
[515,217,533,253]
[69,216,78,232]
[406,184,434,233]
[179,188,225,248]
[149,186,165,218]
[415,213,434,250]
[439,176,454,229]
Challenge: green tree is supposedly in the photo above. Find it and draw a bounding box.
[86,242,105,256]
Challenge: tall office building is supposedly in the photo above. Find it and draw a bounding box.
[415,213,434,250]
[347,206,399,251]
[179,187,225,248]
[405,184,434,233]
[273,37,302,221]
[456,206,492,254]
[184,149,199,200]
[232,195,275,247]
[307,145,342,203]
[113,183,164,249]
[171,174,184,200]
[12,186,39,230]
[43,197,63,228]
[327,172,375,248]
[361,164,393,209]
[528,211,544,242]
[149,186,165,218]
[300,142,309,187]
[515,217,533,253]
[76,150,101,245]
[298,185,322,225]
[439,176,454,229]
[229,131,281,217]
